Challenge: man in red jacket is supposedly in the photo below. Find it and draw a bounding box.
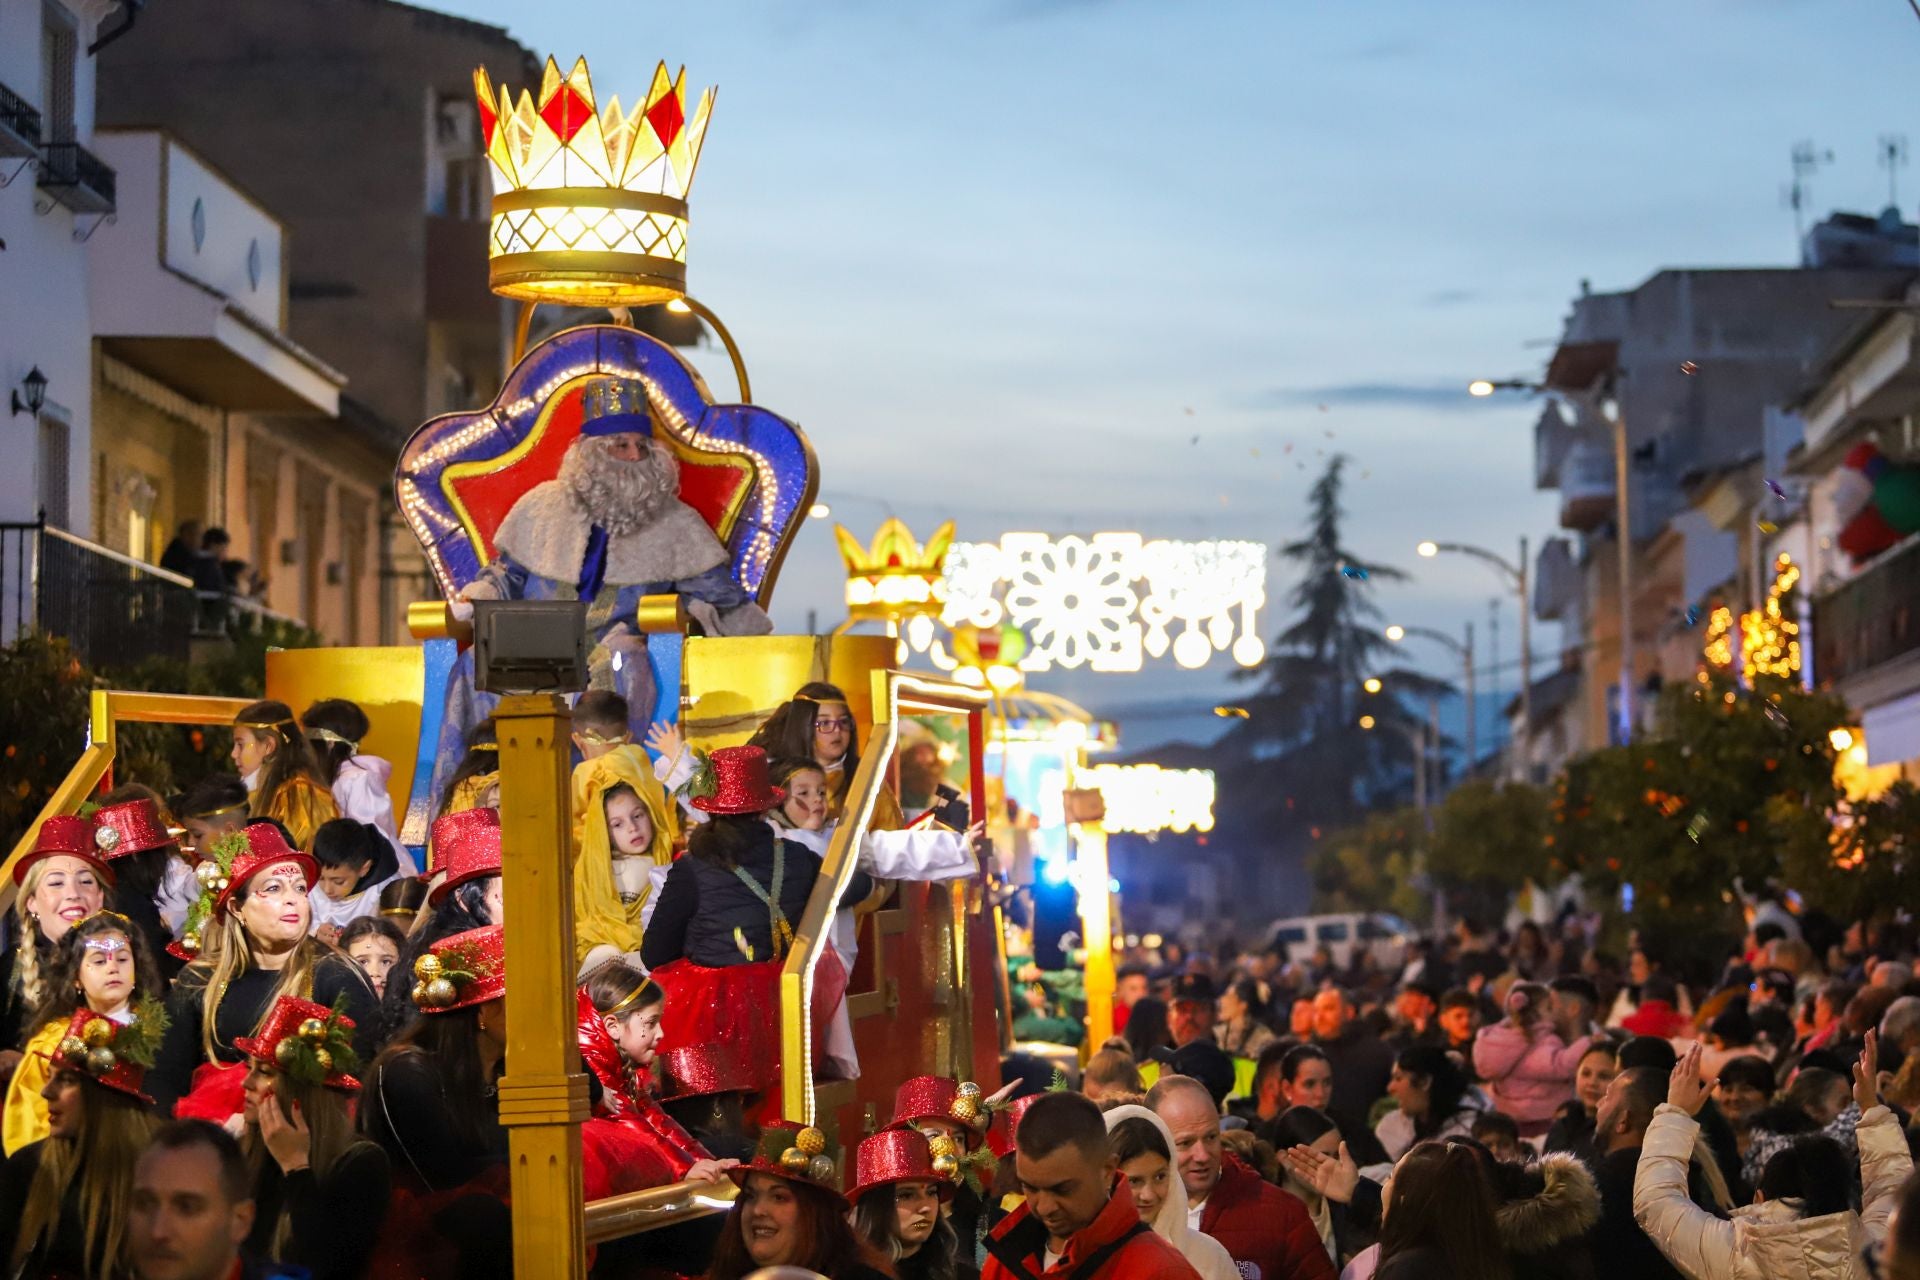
[1148,1075,1334,1280]
[984,1092,1201,1280]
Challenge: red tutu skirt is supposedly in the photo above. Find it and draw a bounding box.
[650,948,848,1104]
[368,1167,512,1280]
[173,1060,248,1124]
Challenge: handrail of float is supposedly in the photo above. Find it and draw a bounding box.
[777,669,991,1125]
[2,690,255,909]
[583,1178,738,1244]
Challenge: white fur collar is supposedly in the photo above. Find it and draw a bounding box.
[493,480,729,589]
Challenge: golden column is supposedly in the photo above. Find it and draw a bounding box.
[494,694,590,1279]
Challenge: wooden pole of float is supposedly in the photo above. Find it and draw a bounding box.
[1076,820,1115,1048]
[494,693,590,1280]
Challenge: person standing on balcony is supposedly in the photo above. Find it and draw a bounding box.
[159,521,203,579]
[230,702,337,852]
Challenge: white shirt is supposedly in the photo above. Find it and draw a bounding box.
[1188,1200,1206,1233]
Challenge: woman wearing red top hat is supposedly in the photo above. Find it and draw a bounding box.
[148,824,377,1121]
[4,911,163,1157]
[639,745,870,1096]
[360,924,510,1280]
[0,1006,164,1278]
[0,818,111,1075]
[236,994,391,1280]
[658,1041,762,1162]
[850,1128,962,1280]
[373,808,502,1046]
[705,1121,891,1280]
[90,791,194,980]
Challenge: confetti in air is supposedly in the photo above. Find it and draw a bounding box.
[1213,705,1251,719]
[1684,605,1701,627]
[1765,478,1787,500]
[1685,812,1710,843]
[1340,565,1368,580]
[1680,360,1699,375]
[1757,520,1779,534]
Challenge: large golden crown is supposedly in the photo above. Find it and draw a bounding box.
[474,56,715,306]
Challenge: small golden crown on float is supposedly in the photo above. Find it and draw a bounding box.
[474,55,715,306]
[835,519,955,621]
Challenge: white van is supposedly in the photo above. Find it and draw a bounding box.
[1265,912,1412,971]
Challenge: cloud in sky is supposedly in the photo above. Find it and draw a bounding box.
[1249,382,1499,412]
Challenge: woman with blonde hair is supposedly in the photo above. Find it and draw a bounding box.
[148,824,377,1123]
[0,819,109,1078]
[231,700,337,850]
[0,1007,165,1277]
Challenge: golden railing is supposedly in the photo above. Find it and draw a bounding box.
[777,669,990,1123]
[2,690,253,909]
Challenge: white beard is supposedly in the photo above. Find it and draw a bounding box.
[559,437,680,536]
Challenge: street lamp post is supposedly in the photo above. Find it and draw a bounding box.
[1471,377,1632,744]
[1387,622,1476,772]
[1417,538,1530,779]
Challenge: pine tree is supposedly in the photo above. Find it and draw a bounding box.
[1216,455,1449,828]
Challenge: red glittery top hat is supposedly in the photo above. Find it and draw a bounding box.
[15,816,115,886]
[46,1008,159,1104]
[688,745,785,815]
[429,808,502,906]
[90,799,176,860]
[987,1092,1045,1159]
[850,1129,956,1205]
[233,996,361,1093]
[412,925,506,1013]
[886,1075,993,1147]
[658,1042,759,1101]
[727,1120,843,1200]
[213,824,318,917]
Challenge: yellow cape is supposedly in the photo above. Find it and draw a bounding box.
[571,746,677,964]
[255,773,338,851]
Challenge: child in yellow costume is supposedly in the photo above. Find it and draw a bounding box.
[572,744,678,978]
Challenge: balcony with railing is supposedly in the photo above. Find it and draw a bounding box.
[1557,440,1616,531]
[0,520,309,670]
[0,82,41,162]
[37,140,116,215]
[1814,535,1920,688]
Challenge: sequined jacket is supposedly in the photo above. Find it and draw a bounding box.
[1632,1103,1912,1280]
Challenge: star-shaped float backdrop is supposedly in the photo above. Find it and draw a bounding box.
[394,324,817,605]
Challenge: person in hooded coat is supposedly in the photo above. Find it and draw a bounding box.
[1633,1039,1912,1280]
[1103,1104,1239,1280]
[1483,1148,1602,1280]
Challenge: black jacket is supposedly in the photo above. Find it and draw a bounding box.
[0,1140,87,1278]
[1494,1152,1600,1280]
[640,826,871,970]
[1590,1145,1695,1280]
[248,1140,392,1280]
[150,951,379,1110]
[1312,1025,1397,1137]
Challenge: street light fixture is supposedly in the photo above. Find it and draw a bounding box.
[1363,677,1383,694]
[10,366,47,418]
[1470,374,1633,745]
[1387,621,1477,771]
[1358,715,1376,730]
[1413,536,1530,777]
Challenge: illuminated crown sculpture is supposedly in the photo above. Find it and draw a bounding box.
[475,56,715,305]
[835,519,955,624]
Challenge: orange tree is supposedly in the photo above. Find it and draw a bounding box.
[1553,671,1849,971]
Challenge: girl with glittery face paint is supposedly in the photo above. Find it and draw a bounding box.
[2,913,162,1155]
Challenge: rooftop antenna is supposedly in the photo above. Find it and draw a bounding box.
[1783,139,1834,244]
[1880,134,1910,210]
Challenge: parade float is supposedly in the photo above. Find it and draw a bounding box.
[4,54,1001,1278]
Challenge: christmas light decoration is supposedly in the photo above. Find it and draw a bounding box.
[1740,554,1802,682]
[1073,764,1215,834]
[928,533,1266,673]
[1701,604,1735,675]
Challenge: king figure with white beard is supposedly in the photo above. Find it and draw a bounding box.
[431,375,771,797]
